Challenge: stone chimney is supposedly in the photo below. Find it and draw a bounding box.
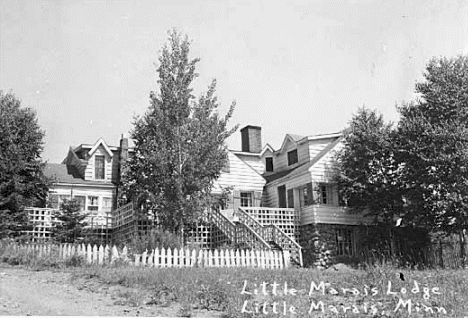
[241,125,262,153]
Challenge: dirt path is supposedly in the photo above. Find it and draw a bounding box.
[0,264,222,317]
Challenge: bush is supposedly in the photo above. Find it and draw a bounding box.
[126,229,183,254]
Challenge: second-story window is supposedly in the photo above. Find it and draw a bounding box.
[95,155,105,179]
[265,157,274,172]
[287,149,298,166]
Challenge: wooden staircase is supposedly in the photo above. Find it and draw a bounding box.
[210,207,303,267]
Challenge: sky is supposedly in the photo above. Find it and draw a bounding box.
[1,0,468,163]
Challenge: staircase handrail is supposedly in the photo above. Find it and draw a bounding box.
[236,222,272,250]
[210,208,236,244]
[267,224,303,267]
[236,207,271,240]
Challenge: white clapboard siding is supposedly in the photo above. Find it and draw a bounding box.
[300,205,370,225]
[213,152,266,194]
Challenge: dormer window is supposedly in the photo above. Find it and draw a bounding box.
[265,157,274,172]
[95,155,105,179]
[287,149,298,166]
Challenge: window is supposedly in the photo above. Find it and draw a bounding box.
[300,183,313,207]
[102,197,112,212]
[87,196,99,211]
[287,149,298,166]
[317,184,337,205]
[240,192,253,207]
[335,228,355,256]
[95,155,105,179]
[74,196,86,211]
[265,157,274,172]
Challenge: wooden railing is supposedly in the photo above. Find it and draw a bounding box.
[237,207,303,267]
[267,224,303,267]
[235,222,272,250]
[209,208,236,246]
[210,208,271,250]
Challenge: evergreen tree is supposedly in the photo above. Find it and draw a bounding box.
[123,30,237,236]
[53,199,88,243]
[0,91,49,239]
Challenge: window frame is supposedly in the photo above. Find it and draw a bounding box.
[87,196,99,211]
[265,157,274,172]
[287,149,298,166]
[335,228,355,257]
[95,155,105,180]
[317,183,337,206]
[240,192,253,207]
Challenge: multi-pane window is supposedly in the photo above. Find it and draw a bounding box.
[300,183,313,207]
[95,155,105,179]
[317,184,337,205]
[74,196,86,211]
[102,197,113,212]
[335,228,355,256]
[88,196,99,211]
[240,192,253,207]
[287,149,298,166]
[265,157,274,172]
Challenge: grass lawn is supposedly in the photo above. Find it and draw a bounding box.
[1,243,467,317]
[69,263,467,317]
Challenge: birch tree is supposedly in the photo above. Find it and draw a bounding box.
[122,30,236,236]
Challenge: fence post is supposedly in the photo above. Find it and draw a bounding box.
[111,245,119,264]
[86,244,92,264]
[173,248,179,267]
[167,248,173,267]
[104,245,110,264]
[122,246,128,262]
[190,249,196,267]
[153,248,160,267]
[135,254,140,267]
[97,245,104,265]
[92,245,98,264]
[161,248,166,268]
[147,250,154,267]
[141,250,147,266]
[283,250,291,268]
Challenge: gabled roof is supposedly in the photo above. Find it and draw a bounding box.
[88,138,114,157]
[44,163,115,186]
[278,134,304,153]
[264,133,344,184]
[288,134,306,142]
[259,143,275,156]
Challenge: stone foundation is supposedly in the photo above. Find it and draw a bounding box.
[299,223,359,268]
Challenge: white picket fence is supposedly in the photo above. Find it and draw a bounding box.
[135,248,290,269]
[5,243,291,269]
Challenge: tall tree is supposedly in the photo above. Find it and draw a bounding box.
[335,107,403,224]
[122,30,237,236]
[0,91,49,239]
[397,56,468,236]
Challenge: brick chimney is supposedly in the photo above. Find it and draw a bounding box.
[119,133,129,162]
[241,125,262,153]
